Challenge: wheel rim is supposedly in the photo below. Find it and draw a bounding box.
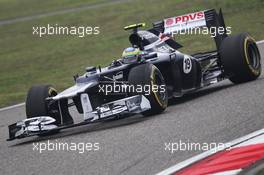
[247,42,260,70]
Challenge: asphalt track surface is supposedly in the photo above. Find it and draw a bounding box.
[0,43,264,175]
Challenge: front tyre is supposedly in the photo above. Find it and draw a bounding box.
[26,85,57,118]
[220,33,261,84]
[26,85,61,135]
[128,63,168,116]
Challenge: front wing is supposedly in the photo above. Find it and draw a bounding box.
[7,95,151,141]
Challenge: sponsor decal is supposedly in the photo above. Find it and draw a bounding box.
[164,11,206,34]
[159,33,171,42]
[113,71,123,80]
[165,11,205,27]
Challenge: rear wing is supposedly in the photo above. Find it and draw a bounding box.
[152,9,228,50]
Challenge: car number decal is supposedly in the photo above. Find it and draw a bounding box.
[183,56,192,74]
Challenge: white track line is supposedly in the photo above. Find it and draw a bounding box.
[0,0,130,26]
[257,40,264,45]
[0,40,264,112]
[0,103,25,112]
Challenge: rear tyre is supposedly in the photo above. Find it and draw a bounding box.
[220,33,261,84]
[128,63,168,116]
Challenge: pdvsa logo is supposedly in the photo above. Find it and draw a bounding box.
[165,11,205,26]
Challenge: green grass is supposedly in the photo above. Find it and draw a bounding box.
[0,0,264,107]
[0,0,107,20]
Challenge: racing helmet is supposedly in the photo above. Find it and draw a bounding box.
[122,47,144,64]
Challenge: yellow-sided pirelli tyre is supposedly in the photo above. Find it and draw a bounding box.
[220,33,261,84]
[128,63,168,116]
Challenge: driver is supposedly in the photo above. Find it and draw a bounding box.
[122,47,145,64]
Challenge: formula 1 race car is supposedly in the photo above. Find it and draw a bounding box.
[7,9,261,141]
